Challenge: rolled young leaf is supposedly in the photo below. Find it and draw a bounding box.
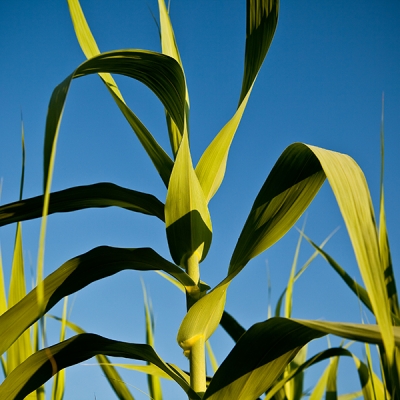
[165,133,212,267]
[0,246,195,357]
[0,182,165,227]
[0,333,199,400]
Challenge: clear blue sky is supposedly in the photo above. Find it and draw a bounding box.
[1,1,399,398]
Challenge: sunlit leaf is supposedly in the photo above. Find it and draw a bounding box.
[165,133,212,266]
[196,0,279,202]
[158,0,189,157]
[7,223,32,374]
[229,143,326,276]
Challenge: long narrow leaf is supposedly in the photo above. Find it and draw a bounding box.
[196,0,279,203]
[67,0,176,186]
[0,333,199,400]
[44,49,185,189]
[0,246,195,357]
[0,183,165,227]
[165,133,212,266]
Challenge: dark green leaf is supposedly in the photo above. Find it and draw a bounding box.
[0,183,165,227]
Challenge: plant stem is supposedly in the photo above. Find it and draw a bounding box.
[184,252,206,398]
[190,335,206,398]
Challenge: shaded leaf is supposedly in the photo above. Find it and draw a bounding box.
[0,183,165,227]
[0,246,195,357]
[0,333,199,400]
[67,0,175,186]
[44,49,185,188]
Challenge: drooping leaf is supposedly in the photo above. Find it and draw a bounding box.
[67,0,176,186]
[165,133,212,267]
[0,333,199,400]
[203,318,324,400]
[203,317,400,400]
[49,315,136,400]
[158,0,189,157]
[307,144,396,369]
[0,182,165,227]
[0,246,195,357]
[44,49,185,189]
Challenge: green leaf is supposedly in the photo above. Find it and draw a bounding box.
[0,183,165,227]
[165,133,212,266]
[67,0,176,186]
[203,317,324,400]
[7,223,32,374]
[44,49,185,189]
[196,0,279,203]
[0,246,195,357]
[220,311,246,343]
[203,317,400,400]
[49,316,136,400]
[158,0,189,157]
[0,333,199,400]
[229,143,326,276]
[307,144,396,368]
[239,0,279,104]
[142,283,163,400]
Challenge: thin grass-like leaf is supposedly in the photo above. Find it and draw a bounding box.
[0,333,199,400]
[275,228,338,317]
[206,341,219,374]
[67,0,175,186]
[51,297,68,400]
[0,183,165,227]
[378,95,399,319]
[7,223,32,374]
[0,246,195,357]
[142,283,163,400]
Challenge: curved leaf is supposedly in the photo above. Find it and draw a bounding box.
[158,0,190,157]
[67,0,177,186]
[196,0,279,202]
[0,246,195,357]
[44,49,185,188]
[203,317,400,400]
[0,183,165,227]
[0,333,199,400]
[229,143,325,276]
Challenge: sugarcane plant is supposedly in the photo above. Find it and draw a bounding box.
[0,0,399,399]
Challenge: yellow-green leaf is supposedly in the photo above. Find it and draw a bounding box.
[165,133,212,266]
